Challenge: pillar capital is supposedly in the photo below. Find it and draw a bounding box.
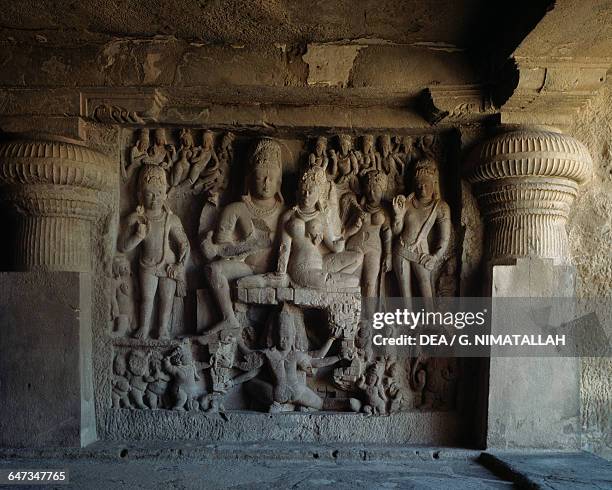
[0,135,115,272]
[467,125,592,263]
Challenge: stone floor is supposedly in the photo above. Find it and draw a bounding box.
[0,443,610,489]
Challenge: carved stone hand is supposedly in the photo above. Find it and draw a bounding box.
[421,254,437,271]
[392,195,406,215]
[135,221,149,240]
[382,254,392,273]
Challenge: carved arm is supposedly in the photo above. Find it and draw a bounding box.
[391,195,407,236]
[431,203,451,262]
[309,336,336,359]
[118,214,147,253]
[276,215,292,274]
[310,355,340,368]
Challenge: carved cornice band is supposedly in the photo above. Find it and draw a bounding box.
[0,137,115,272]
[467,127,592,263]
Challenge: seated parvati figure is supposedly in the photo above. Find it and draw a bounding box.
[344,170,392,297]
[391,160,450,298]
[239,166,362,290]
[119,165,190,339]
[227,303,341,413]
[199,138,286,339]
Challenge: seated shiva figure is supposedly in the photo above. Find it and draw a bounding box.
[238,167,362,290]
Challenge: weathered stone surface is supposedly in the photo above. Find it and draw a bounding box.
[0,272,96,447]
[0,444,511,489]
[568,79,612,460]
[487,259,580,449]
[480,451,612,489]
[105,410,463,445]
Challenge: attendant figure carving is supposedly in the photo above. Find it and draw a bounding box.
[329,134,360,210]
[357,134,380,177]
[345,170,392,297]
[391,160,450,298]
[308,136,330,173]
[119,165,190,339]
[164,346,209,411]
[143,128,176,170]
[145,351,171,409]
[127,351,151,409]
[379,134,405,198]
[212,131,235,205]
[110,254,137,336]
[355,364,387,415]
[112,354,133,408]
[125,129,150,181]
[170,128,197,187]
[189,130,220,194]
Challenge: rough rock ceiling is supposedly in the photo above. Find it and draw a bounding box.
[0,0,549,52]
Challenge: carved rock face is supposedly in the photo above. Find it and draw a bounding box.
[108,129,462,417]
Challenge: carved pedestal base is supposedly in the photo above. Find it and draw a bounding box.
[236,285,362,338]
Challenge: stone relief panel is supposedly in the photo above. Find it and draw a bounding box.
[110,128,462,415]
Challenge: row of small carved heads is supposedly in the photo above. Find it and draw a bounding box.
[131,128,438,152]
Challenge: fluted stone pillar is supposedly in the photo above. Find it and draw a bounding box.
[467,126,592,264]
[0,135,114,447]
[0,136,114,272]
[467,126,592,449]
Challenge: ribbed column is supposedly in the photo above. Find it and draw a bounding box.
[467,127,592,264]
[15,216,90,270]
[0,136,114,272]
